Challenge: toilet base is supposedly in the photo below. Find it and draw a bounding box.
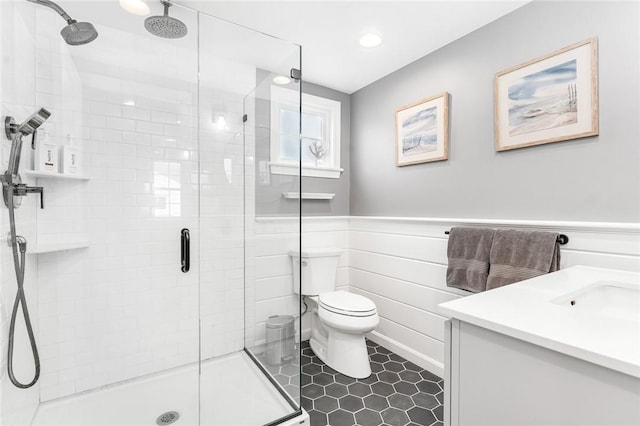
[310,331,371,379]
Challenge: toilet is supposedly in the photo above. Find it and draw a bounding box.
[289,248,379,379]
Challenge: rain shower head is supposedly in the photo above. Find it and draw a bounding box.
[145,1,188,39]
[27,0,98,45]
[61,21,98,46]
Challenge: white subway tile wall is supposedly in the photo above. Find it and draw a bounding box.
[33,16,201,401]
[0,3,41,425]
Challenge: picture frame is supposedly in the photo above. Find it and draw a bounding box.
[494,37,598,152]
[395,92,449,166]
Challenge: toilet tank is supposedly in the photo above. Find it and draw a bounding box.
[289,248,342,295]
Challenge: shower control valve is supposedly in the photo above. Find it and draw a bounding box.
[13,184,45,209]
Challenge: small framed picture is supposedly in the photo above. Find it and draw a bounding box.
[494,37,598,151]
[395,92,449,166]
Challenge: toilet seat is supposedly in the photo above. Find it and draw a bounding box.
[319,291,377,317]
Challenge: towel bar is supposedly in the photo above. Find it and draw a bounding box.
[444,230,569,245]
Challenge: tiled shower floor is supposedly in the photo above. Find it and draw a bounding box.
[300,340,444,426]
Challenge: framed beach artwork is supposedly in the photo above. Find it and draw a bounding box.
[494,37,598,151]
[395,92,449,166]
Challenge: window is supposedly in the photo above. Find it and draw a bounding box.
[270,86,342,179]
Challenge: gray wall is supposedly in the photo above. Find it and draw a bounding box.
[350,1,640,222]
[255,79,350,216]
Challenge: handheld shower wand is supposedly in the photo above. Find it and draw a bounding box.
[2,108,51,388]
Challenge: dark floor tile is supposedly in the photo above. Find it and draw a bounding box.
[419,369,441,382]
[403,361,422,371]
[384,361,405,372]
[363,394,389,411]
[435,391,444,404]
[416,380,440,395]
[314,395,338,414]
[399,370,421,383]
[371,361,384,373]
[407,406,436,425]
[378,371,401,384]
[339,395,364,412]
[412,392,439,410]
[328,409,355,426]
[394,381,419,396]
[355,408,384,426]
[348,382,372,397]
[303,363,322,375]
[371,381,395,397]
[322,364,338,375]
[370,353,389,363]
[312,372,333,386]
[358,373,378,385]
[303,383,324,399]
[376,346,392,355]
[381,407,410,426]
[301,396,313,411]
[301,339,443,426]
[388,353,406,362]
[301,374,312,386]
[308,409,327,426]
[433,404,444,421]
[389,393,414,410]
[432,422,444,426]
[325,383,348,398]
[366,339,377,347]
[334,373,356,385]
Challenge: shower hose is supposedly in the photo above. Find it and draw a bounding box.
[6,183,40,388]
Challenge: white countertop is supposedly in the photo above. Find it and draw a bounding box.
[438,266,640,378]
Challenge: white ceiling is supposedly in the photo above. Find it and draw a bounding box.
[185,1,530,94]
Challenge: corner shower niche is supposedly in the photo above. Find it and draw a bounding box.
[25,172,90,254]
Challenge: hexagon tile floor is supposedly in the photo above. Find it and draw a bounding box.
[300,340,444,426]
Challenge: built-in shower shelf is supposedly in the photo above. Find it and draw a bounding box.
[282,192,335,200]
[24,170,89,181]
[29,242,90,254]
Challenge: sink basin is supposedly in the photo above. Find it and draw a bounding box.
[551,280,640,322]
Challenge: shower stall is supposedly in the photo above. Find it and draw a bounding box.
[0,1,304,425]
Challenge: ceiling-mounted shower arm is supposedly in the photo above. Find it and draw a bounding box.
[26,0,74,24]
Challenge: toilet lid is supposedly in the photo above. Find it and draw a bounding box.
[319,291,377,317]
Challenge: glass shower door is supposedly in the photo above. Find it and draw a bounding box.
[198,10,302,426]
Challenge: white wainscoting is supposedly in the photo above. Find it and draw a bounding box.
[349,217,640,377]
[251,216,639,378]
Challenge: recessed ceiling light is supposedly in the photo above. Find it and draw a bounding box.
[359,33,382,48]
[272,75,291,85]
[122,99,136,107]
[119,0,150,16]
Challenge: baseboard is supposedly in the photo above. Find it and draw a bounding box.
[366,330,444,378]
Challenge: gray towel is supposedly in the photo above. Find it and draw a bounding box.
[446,227,495,293]
[486,229,560,290]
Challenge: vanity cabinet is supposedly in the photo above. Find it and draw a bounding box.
[443,319,640,426]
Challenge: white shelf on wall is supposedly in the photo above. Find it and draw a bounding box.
[28,241,90,254]
[282,192,335,200]
[24,170,89,181]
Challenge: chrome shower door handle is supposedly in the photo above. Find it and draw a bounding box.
[181,228,190,273]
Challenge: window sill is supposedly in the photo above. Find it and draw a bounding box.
[269,162,343,179]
